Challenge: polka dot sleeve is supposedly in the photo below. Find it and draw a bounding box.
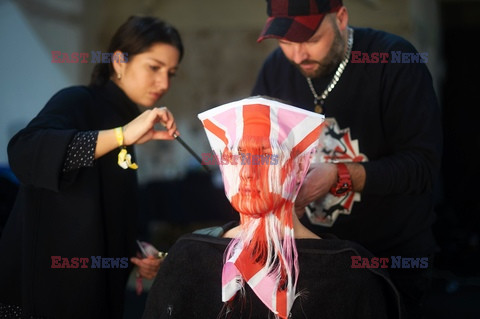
[62,131,99,173]
[0,302,44,318]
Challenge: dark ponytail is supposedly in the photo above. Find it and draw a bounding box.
[90,16,184,87]
[90,62,110,87]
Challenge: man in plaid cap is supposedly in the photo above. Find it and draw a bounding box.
[252,1,443,318]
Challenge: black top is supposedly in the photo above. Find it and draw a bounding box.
[142,224,404,319]
[252,27,443,257]
[0,81,140,319]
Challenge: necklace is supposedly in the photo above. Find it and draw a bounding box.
[307,27,354,114]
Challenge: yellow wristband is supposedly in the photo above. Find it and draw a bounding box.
[115,126,138,170]
[114,127,124,147]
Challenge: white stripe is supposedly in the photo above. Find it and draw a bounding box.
[246,265,269,288]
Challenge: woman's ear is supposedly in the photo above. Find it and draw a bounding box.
[112,50,127,79]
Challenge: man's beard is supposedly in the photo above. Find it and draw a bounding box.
[294,26,346,78]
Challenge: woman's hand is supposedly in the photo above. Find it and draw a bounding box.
[95,106,179,159]
[123,106,179,145]
[130,255,163,280]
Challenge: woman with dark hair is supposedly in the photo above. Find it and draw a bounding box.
[0,16,184,319]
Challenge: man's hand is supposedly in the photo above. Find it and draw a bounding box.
[295,163,337,217]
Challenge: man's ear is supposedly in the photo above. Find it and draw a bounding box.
[335,6,349,31]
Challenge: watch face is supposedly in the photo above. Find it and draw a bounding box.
[334,185,349,195]
[330,163,352,196]
[332,182,352,196]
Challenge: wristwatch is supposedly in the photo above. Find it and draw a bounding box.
[330,163,352,196]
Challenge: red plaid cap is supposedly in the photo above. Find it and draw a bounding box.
[258,0,343,43]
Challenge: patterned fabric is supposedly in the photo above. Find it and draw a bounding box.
[198,96,324,318]
[258,0,343,42]
[306,118,367,226]
[62,131,98,173]
[0,303,44,319]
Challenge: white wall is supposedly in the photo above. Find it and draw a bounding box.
[0,0,443,181]
[0,0,82,166]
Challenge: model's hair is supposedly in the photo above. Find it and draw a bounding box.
[220,135,314,318]
[90,15,184,87]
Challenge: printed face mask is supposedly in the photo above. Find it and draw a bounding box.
[198,96,324,318]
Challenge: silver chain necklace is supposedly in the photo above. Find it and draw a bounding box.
[307,27,354,114]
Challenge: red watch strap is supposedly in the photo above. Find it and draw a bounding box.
[330,163,352,196]
[336,163,350,180]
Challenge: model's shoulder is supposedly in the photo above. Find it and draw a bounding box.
[165,233,227,264]
[298,235,376,257]
[174,231,229,248]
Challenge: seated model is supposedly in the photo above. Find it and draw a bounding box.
[142,96,403,319]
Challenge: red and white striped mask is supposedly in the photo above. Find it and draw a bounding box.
[198,96,324,318]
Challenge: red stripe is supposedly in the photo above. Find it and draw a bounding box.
[242,104,271,138]
[203,119,228,146]
[290,123,324,156]
[235,248,264,282]
[280,123,323,184]
[276,287,287,318]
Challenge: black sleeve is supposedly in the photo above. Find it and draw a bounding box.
[7,86,94,192]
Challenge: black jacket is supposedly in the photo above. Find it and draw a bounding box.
[252,27,443,257]
[143,225,404,319]
[0,81,140,318]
